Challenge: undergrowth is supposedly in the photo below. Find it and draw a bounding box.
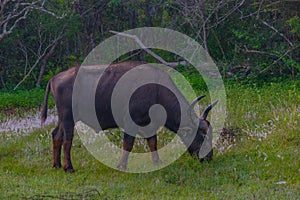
[0,87,54,110]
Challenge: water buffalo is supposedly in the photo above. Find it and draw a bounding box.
[41,61,217,173]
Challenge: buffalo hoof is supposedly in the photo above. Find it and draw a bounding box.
[200,157,212,162]
[53,163,62,169]
[64,166,75,173]
[64,168,75,173]
[153,159,163,165]
[117,164,127,171]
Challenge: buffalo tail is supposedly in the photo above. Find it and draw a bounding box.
[41,80,51,127]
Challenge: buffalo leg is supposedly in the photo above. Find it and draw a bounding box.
[52,124,63,168]
[117,133,135,170]
[146,135,161,164]
[62,120,75,173]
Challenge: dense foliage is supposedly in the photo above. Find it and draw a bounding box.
[0,0,299,90]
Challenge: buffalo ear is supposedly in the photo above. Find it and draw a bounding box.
[198,120,209,131]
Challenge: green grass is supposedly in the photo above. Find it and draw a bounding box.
[0,87,54,110]
[0,82,299,199]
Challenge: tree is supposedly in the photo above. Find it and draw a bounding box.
[0,0,76,89]
[0,0,66,41]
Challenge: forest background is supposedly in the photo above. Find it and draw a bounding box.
[0,0,299,92]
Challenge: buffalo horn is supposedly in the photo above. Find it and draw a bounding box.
[202,100,218,120]
[188,95,206,121]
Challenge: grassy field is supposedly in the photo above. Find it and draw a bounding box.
[0,82,299,199]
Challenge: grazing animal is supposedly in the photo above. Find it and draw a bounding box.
[41,61,217,173]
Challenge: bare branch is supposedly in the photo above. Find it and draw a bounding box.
[209,0,246,29]
[13,26,65,90]
[256,0,264,19]
[172,0,245,56]
[259,19,294,47]
[197,3,209,55]
[243,46,279,57]
[249,45,300,78]
[0,0,67,41]
[18,41,30,76]
[240,1,282,19]
[109,30,188,68]
[240,0,294,48]
[32,6,66,19]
